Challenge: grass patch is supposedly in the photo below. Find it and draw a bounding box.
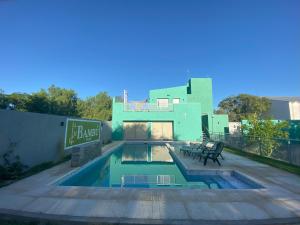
[0,155,71,188]
[225,147,300,176]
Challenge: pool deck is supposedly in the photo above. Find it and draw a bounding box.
[0,141,300,224]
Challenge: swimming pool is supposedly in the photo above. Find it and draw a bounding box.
[58,143,263,189]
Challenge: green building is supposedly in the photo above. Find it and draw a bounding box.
[112,78,228,141]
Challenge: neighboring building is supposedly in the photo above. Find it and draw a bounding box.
[112,78,228,141]
[266,97,300,120]
[229,122,241,135]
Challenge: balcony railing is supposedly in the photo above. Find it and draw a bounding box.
[124,102,173,112]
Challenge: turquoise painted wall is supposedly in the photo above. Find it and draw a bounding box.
[112,78,228,141]
[112,100,202,141]
[210,114,229,134]
[187,78,213,115]
[202,114,229,135]
[149,85,187,103]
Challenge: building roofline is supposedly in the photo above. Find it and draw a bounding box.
[265,96,300,102]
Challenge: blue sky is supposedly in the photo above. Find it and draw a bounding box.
[0,0,299,107]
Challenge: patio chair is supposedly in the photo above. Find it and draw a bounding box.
[179,142,202,156]
[191,141,215,159]
[202,141,225,160]
[200,142,224,166]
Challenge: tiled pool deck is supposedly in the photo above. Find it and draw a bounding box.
[0,142,300,224]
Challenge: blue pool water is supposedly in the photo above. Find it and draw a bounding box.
[58,143,263,189]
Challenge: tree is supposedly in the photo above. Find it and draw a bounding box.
[215,94,271,122]
[78,92,112,120]
[1,86,112,120]
[27,90,50,113]
[0,89,8,109]
[47,85,78,116]
[6,93,31,112]
[242,114,289,157]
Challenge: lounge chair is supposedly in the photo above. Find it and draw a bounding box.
[202,141,225,160]
[179,142,202,156]
[191,141,215,159]
[199,142,224,166]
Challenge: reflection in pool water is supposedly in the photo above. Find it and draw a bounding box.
[59,143,260,189]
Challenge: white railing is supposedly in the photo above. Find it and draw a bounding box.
[120,175,176,187]
[123,103,173,112]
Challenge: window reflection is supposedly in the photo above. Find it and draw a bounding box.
[121,144,173,163]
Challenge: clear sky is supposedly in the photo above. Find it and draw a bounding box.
[0,0,299,107]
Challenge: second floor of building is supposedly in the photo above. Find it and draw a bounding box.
[113,78,214,115]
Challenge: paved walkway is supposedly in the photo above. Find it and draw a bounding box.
[0,142,300,224]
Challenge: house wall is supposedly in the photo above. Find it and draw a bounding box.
[289,101,300,120]
[149,78,213,115]
[112,101,202,141]
[210,114,229,134]
[201,114,229,135]
[186,78,213,115]
[269,100,291,120]
[149,85,187,103]
[112,78,228,141]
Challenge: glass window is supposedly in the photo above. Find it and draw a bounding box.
[173,98,180,104]
[157,99,169,107]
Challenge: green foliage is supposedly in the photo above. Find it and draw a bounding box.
[0,165,8,180]
[0,154,71,187]
[27,89,50,113]
[0,86,112,120]
[7,92,31,111]
[242,114,289,156]
[1,142,28,180]
[216,94,271,122]
[0,88,8,109]
[78,92,112,120]
[47,85,78,116]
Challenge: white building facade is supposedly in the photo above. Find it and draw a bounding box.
[266,97,300,120]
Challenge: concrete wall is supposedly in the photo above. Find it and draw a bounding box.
[0,110,68,167]
[0,110,112,167]
[101,121,112,144]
